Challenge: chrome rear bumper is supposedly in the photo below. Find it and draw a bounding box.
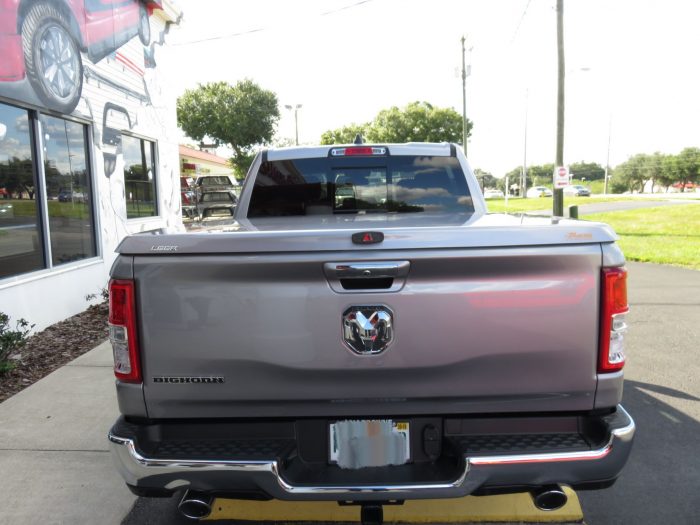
[108,405,634,501]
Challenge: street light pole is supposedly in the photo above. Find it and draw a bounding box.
[285,104,302,145]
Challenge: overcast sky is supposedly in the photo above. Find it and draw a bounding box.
[161,0,700,177]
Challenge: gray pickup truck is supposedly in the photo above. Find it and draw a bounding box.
[107,143,634,523]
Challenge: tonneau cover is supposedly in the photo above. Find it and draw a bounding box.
[117,213,617,255]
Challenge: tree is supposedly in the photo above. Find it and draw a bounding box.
[0,157,34,198]
[568,161,605,182]
[229,154,256,181]
[674,147,700,192]
[504,166,523,194]
[613,154,648,193]
[320,123,369,145]
[176,80,280,176]
[320,102,471,146]
[642,152,666,193]
[366,102,469,144]
[474,169,498,190]
[658,154,679,191]
[528,163,555,186]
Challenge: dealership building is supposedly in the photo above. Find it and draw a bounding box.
[0,0,183,330]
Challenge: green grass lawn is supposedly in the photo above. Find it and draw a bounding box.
[585,204,700,270]
[126,202,156,218]
[5,199,91,219]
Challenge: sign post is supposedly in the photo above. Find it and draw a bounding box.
[553,166,568,216]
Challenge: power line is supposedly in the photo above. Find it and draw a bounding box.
[320,0,373,16]
[172,0,374,46]
[510,0,532,45]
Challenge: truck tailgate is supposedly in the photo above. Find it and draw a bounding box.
[134,244,602,419]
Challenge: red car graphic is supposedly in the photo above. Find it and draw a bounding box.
[0,0,160,113]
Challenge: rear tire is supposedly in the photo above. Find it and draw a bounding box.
[21,2,83,114]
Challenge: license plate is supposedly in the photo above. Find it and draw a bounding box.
[329,420,410,469]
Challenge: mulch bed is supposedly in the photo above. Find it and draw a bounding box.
[0,302,109,403]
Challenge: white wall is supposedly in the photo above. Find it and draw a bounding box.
[0,6,182,332]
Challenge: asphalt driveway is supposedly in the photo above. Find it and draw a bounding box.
[576,199,700,215]
[523,198,700,217]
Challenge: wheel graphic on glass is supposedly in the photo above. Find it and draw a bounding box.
[22,3,83,114]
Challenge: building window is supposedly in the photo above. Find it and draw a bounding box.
[0,101,97,281]
[0,104,43,279]
[40,114,96,265]
[123,135,157,219]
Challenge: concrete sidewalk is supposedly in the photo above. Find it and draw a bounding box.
[0,341,136,525]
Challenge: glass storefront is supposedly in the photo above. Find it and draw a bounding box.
[0,101,98,280]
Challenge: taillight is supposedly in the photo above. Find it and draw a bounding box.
[599,267,629,373]
[108,279,141,383]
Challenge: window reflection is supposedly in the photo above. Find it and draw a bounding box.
[40,114,96,265]
[123,135,157,219]
[0,104,43,279]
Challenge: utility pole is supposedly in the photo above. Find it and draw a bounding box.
[522,88,529,198]
[461,35,470,156]
[553,0,565,216]
[604,114,612,194]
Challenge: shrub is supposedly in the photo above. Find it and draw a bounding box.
[85,286,109,303]
[0,313,34,374]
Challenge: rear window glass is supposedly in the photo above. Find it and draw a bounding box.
[199,176,232,187]
[248,155,473,217]
[202,192,234,203]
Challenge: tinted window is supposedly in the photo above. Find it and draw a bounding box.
[123,136,157,219]
[248,156,473,217]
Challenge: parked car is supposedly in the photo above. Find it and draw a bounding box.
[0,0,158,113]
[564,185,591,197]
[197,190,237,220]
[57,189,86,203]
[526,186,553,198]
[483,189,504,199]
[194,175,238,207]
[0,203,14,219]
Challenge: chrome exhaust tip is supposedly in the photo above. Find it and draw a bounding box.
[178,490,213,520]
[531,484,568,511]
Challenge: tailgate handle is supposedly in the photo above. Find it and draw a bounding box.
[324,261,410,293]
[326,262,409,279]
